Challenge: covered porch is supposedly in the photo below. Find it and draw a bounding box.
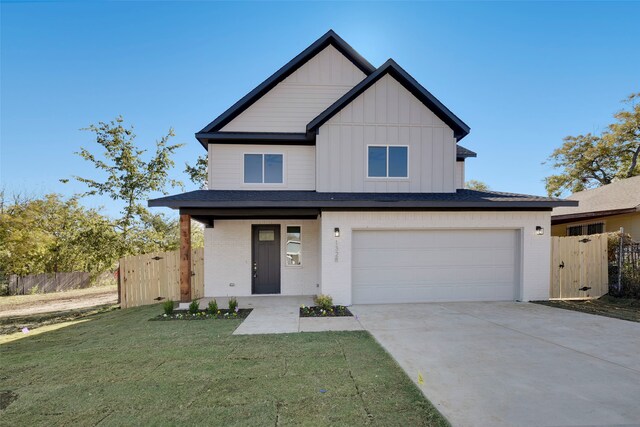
[176,207,321,304]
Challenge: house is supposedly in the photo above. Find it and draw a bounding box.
[149,30,576,305]
[551,175,640,240]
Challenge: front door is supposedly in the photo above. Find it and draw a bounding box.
[252,225,281,294]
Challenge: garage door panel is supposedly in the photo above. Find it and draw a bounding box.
[353,229,516,249]
[352,229,519,304]
[353,283,516,304]
[352,248,515,268]
[353,266,516,286]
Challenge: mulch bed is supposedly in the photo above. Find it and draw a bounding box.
[151,309,252,321]
[300,305,353,317]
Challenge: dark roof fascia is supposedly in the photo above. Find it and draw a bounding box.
[456,144,477,161]
[155,199,565,209]
[307,59,471,141]
[149,194,577,210]
[196,132,314,149]
[197,30,376,137]
[551,207,639,225]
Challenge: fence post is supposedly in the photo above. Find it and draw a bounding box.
[618,227,624,294]
[117,262,122,305]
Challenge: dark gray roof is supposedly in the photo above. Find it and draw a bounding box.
[307,59,471,141]
[456,145,476,160]
[149,190,577,210]
[197,30,375,142]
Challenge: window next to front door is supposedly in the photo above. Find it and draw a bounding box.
[367,145,408,178]
[244,154,284,184]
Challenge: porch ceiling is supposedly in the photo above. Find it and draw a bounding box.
[185,207,320,225]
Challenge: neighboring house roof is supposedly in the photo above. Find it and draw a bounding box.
[197,30,375,140]
[307,59,471,141]
[551,175,640,224]
[149,189,576,210]
[456,145,476,160]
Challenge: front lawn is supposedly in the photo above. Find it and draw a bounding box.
[1,304,448,426]
[535,295,640,323]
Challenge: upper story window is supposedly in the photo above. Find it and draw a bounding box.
[367,146,408,178]
[244,154,283,184]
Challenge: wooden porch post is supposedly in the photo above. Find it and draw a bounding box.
[180,214,192,303]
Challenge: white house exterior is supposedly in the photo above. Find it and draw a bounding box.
[150,30,576,305]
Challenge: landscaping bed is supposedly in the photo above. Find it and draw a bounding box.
[152,308,252,321]
[300,305,353,317]
[534,295,640,323]
[300,295,354,318]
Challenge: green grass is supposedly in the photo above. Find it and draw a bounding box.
[0,304,449,426]
[535,295,640,323]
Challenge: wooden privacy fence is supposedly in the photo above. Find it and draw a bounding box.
[8,272,91,295]
[119,248,204,309]
[550,233,609,299]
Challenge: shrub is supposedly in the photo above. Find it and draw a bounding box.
[228,297,238,313]
[207,299,218,314]
[314,294,333,311]
[163,299,174,315]
[188,299,200,314]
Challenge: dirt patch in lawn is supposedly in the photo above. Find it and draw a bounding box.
[0,286,117,319]
[0,390,18,410]
[0,305,118,335]
[534,295,640,323]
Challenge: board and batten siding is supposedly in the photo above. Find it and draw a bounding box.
[221,45,366,133]
[455,161,465,189]
[208,144,315,190]
[316,74,457,193]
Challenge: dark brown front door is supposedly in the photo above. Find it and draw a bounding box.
[252,225,281,294]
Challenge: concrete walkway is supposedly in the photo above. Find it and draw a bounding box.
[202,296,363,335]
[351,302,640,427]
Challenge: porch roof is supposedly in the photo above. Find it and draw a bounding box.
[149,190,577,210]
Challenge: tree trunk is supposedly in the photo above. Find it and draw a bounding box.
[627,145,640,177]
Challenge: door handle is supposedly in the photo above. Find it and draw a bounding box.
[253,262,257,278]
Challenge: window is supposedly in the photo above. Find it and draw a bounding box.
[258,230,275,241]
[367,146,408,178]
[244,154,283,184]
[567,222,604,236]
[286,226,301,266]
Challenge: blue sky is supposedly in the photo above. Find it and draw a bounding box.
[1,1,639,218]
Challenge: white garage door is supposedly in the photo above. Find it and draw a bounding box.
[352,229,519,304]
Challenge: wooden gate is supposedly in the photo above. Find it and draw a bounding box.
[550,233,609,299]
[119,248,204,308]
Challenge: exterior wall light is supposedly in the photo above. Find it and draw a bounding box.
[536,226,544,236]
[334,227,340,237]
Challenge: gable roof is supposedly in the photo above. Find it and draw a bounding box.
[552,175,640,223]
[307,59,471,141]
[197,30,376,139]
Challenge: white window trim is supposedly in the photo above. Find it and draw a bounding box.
[284,224,302,268]
[366,144,409,180]
[242,152,286,186]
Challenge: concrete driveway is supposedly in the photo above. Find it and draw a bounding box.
[350,302,640,427]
